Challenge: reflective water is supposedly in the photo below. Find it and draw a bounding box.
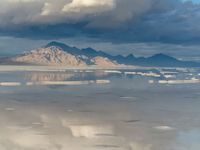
[0,69,200,150]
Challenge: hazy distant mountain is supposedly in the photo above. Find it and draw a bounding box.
[79,41,200,67]
[115,53,200,67]
[5,41,200,67]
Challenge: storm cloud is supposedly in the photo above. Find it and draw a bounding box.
[0,0,199,45]
[0,0,176,27]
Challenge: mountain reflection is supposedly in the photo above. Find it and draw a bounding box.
[25,72,75,82]
[25,71,111,82]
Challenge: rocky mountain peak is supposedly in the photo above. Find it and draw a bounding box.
[10,43,120,67]
[11,46,87,66]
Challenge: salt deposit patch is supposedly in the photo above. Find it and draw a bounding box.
[154,126,175,131]
[96,80,110,84]
[26,81,94,86]
[120,96,137,100]
[104,70,122,74]
[125,72,160,77]
[160,71,178,75]
[159,78,200,84]
[26,80,110,86]
[148,80,154,84]
[5,108,15,111]
[164,75,176,79]
[85,70,94,73]
[120,96,134,99]
[0,82,21,86]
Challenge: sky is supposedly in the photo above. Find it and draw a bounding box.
[0,0,200,61]
[184,0,200,3]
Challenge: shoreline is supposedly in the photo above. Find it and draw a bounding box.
[0,65,199,72]
[0,65,138,72]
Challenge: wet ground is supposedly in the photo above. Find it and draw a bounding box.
[0,68,200,150]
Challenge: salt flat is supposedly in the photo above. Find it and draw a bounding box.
[0,69,200,150]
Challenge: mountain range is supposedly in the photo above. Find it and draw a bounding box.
[2,41,200,67]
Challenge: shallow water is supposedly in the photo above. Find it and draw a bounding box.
[0,69,200,150]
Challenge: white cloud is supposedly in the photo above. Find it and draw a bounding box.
[0,0,177,28]
[62,0,116,13]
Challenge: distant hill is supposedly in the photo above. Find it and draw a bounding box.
[3,41,200,67]
[114,53,200,67]
[8,43,120,67]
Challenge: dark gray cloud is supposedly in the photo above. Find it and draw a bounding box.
[0,0,199,45]
[0,0,172,28]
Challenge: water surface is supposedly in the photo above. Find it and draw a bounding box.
[0,68,200,150]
